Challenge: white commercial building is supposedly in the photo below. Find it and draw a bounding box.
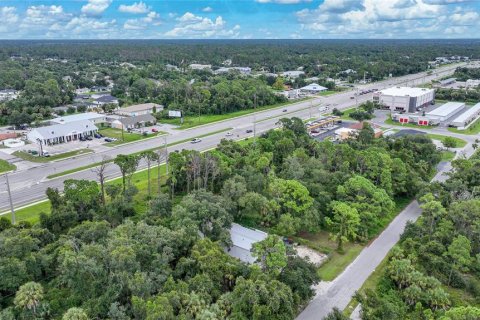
[227,223,267,264]
[466,79,480,88]
[115,103,163,117]
[374,87,435,113]
[451,103,480,128]
[426,102,465,122]
[50,112,107,126]
[27,120,98,145]
[281,70,305,78]
[300,83,328,94]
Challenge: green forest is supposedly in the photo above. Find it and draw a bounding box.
[1,39,479,125]
[0,118,449,319]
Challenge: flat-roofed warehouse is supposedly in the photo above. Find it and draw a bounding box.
[451,103,480,128]
[426,102,466,122]
[373,86,435,113]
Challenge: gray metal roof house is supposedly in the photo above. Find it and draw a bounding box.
[227,223,268,264]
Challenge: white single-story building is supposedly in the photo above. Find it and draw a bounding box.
[50,112,107,126]
[451,103,480,129]
[27,120,98,145]
[115,103,163,117]
[227,223,268,264]
[373,86,435,113]
[189,64,212,71]
[300,83,328,94]
[426,102,465,122]
[0,89,19,101]
[110,114,157,130]
[281,70,305,78]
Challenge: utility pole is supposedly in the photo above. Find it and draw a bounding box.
[121,122,125,142]
[164,136,169,175]
[36,138,43,156]
[4,173,15,225]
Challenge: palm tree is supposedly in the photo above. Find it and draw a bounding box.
[14,282,44,315]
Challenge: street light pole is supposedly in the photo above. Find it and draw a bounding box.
[4,173,15,225]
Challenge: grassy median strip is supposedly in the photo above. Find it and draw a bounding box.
[46,127,233,179]
[13,149,94,163]
[0,159,16,173]
[426,133,467,148]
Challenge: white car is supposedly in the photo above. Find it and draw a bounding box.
[226,132,233,137]
[191,138,202,144]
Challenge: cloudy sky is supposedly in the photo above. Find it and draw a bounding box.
[0,0,479,39]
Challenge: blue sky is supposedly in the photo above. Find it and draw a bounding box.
[0,0,479,39]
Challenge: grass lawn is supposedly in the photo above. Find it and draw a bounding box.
[1,201,51,225]
[426,134,467,148]
[319,90,338,96]
[441,151,456,161]
[0,159,16,173]
[99,128,165,146]
[339,107,356,120]
[159,100,307,130]
[298,196,411,282]
[448,117,480,135]
[13,149,93,163]
[384,117,434,129]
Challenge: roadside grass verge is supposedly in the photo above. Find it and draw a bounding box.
[448,117,480,135]
[426,134,467,148]
[13,149,93,163]
[46,128,232,179]
[3,201,51,225]
[0,159,16,173]
[299,196,411,282]
[159,100,308,129]
[99,128,165,146]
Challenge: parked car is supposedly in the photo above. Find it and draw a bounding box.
[350,96,355,99]
[42,151,50,157]
[86,136,93,141]
[283,109,288,112]
[191,138,202,144]
[94,133,103,138]
[79,136,86,141]
[246,129,253,133]
[104,138,113,142]
[226,132,233,137]
[152,128,158,133]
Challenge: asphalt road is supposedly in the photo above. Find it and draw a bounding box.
[296,126,477,320]
[0,63,463,213]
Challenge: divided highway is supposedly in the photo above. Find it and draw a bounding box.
[0,64,463,213]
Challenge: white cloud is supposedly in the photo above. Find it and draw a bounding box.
[165,12,240,38]
[124,11,161,29]
[450,11,479,24]
[119,2,150,14]
[81,0,112,16]
[202,6,213,12]
[0,6,18,24]
[255,0,311,3]
[21,5,71,29]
